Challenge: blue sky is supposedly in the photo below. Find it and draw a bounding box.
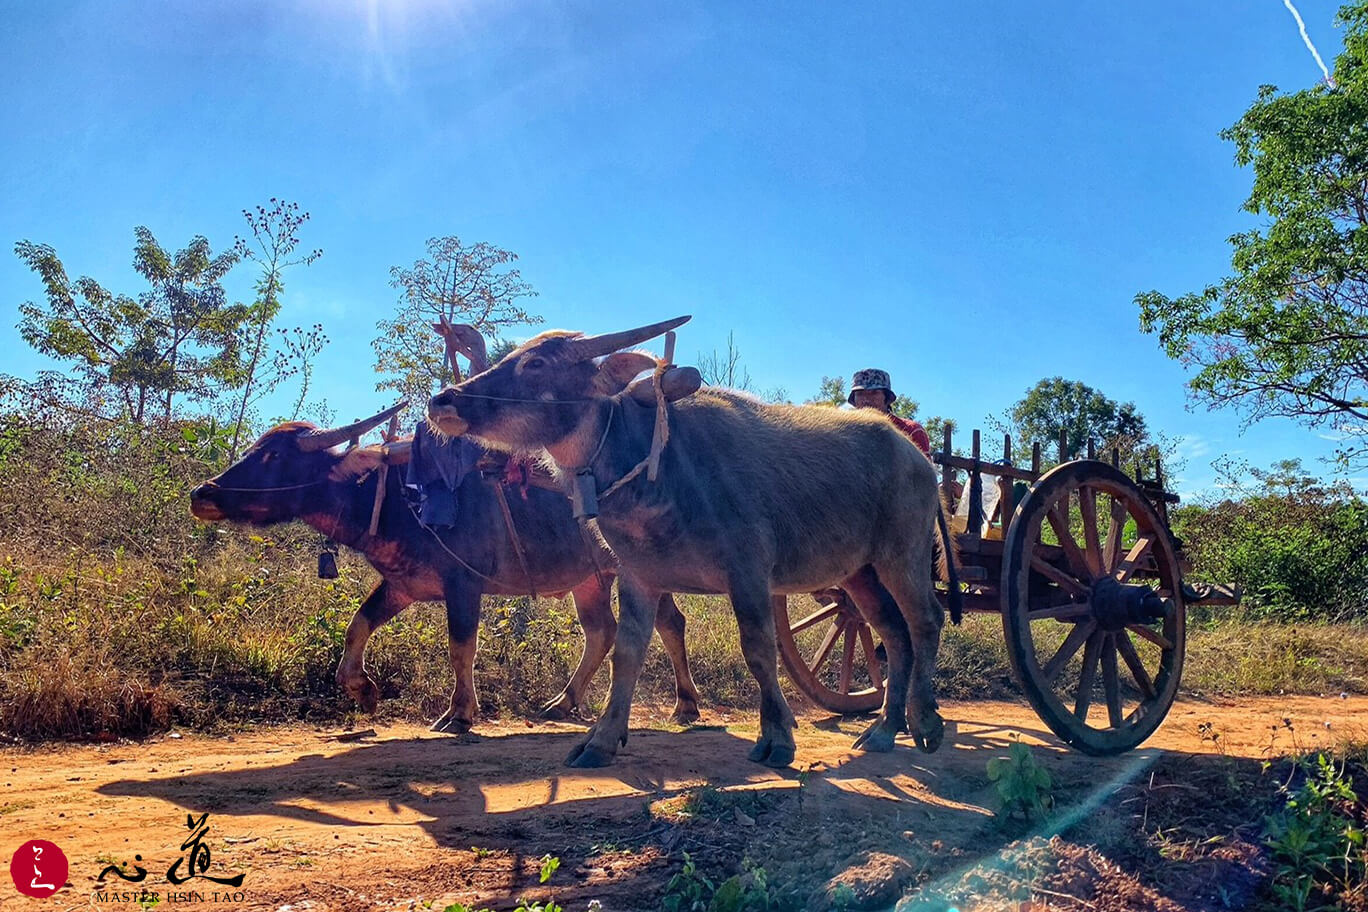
[0,1,1354,496]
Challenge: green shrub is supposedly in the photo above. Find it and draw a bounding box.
[1174,488,1368,623]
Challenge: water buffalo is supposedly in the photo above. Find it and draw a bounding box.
[428,317,960,768]
[189,405,702,733]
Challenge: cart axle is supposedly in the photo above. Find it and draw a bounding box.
[1090,576,1169,631]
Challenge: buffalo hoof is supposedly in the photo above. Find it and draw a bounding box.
[355,677,381,715]
[539,693,575,721]
[748,738,795,769]
[911,712,945,754]
[430,713,474,735]
[566,741,616,768]
[669,700,701,725]
[852,718,900,753]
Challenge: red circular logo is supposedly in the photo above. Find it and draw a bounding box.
[10,840,68,898]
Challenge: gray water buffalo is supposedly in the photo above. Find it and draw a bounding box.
[428,317,959,768]
[189,405,702,733]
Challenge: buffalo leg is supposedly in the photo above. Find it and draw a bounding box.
[731,581,795,768]
[566,574,658,768]
[432,575,483,734]
[874,561,946,753]
[542,577,617,720]
[842,568,913,752]
[337,580,413,713]
[656,594,702,724]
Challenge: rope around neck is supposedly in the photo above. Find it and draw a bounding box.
[599,359,672,501]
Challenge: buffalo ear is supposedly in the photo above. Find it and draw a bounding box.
[591,351,657,395]
[330,446,385,481]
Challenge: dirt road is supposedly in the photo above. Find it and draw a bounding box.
[3,696,1365,911]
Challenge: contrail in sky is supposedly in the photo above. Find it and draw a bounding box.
[1282,0,1337,87]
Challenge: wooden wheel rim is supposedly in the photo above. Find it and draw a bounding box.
[774,593,885,714]
[1001,461,1186,755]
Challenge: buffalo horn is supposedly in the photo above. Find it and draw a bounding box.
[298,401,408,452]
[564,315,692,362]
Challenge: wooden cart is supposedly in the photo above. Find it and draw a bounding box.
[774,427,1238,756]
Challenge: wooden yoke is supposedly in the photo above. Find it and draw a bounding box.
[369,411,403,536]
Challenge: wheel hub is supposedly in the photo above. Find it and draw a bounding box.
[1090,576,1169,631]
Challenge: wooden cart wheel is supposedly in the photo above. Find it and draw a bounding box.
[1002,461,1186,755]
[774,591,884,714]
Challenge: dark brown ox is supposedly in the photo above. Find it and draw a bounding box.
[428,317,960,768]
[188,405,701,732]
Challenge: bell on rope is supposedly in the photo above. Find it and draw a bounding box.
[317,549,339,579]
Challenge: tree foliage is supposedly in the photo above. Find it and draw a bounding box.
[372,236,541,406]
[1174,459,1368,622]
[807,376,846,407]
[12,230,243,422]
[227,199,325,457]
[1137,2,1368,466]
[1007,376,1148,460]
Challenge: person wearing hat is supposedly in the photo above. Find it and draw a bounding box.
[848,368,932,456]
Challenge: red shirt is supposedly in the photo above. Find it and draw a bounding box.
[888,414,932,456]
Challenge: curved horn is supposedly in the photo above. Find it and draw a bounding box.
[564,315,691,362]
[298,401,407,452]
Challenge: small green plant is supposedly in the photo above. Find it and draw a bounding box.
[708,859,772,912]
[663,853,715,912]
[513,901,562,912]
[471,845,494,859]
[539,853,561,884]
[662,854,774,912]
[986,739,1053,820]
[1264,752,1366,912]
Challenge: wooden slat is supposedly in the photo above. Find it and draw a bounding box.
[941,424,953,501]
[1127,623,1173,651]
[1043,620,1096,682]
[1046,504,1091,580]
[1030,554,1089,598]
[968,430,984,534]
[934,453,1042,484]
[790,602,842,636]
[1101,634,1123,728]
[839,623,856,694]
[1027,602,1092,621]
[1074,630,1103,721]
[1114,534,1155,583]
[1116,631,1156,699]
[1078,485,1103,576]
[810,622,843,673]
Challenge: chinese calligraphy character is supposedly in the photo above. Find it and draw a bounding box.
[97,853,148,883]
[165,813,244,887]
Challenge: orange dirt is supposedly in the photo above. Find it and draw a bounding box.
[2,695,1365,911]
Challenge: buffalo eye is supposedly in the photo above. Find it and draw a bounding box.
[524,356,547,371]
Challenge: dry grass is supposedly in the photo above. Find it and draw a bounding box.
[5,535,1368,742]
[1185,620,1368,696]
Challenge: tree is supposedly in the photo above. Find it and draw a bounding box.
[1006,377,1148,460]
[697,331,788,402]
[372,236,541,406]
[226,199,324,457]
[808,376,846,407]
[1136,2,1368,467]
[13,229,243,423]
[697,331,754,391]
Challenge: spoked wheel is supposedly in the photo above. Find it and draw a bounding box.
[774,591,884,714]
[1002,461,1186,755]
